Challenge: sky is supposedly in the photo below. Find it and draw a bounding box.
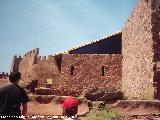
[0,0,137,72]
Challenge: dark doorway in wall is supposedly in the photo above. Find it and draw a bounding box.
[102,66,105,76]
[71,66,74,75]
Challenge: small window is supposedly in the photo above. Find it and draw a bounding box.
[71,66,74,75]
[102,66,105,76]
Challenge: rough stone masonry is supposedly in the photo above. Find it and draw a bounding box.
[122,0,160,99]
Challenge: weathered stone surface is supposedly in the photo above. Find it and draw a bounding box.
[52,54,122,96]
[122,0,157,99]
[18,48,60,88]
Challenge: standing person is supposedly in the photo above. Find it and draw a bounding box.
[62,97,79,120]
[0,71,29,119]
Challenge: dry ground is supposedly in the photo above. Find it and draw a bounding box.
[1,81,160,119]
[27,101,89,116]
[25,100,160,120]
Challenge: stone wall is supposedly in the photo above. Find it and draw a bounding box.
[122,0,156,99]
[52,54,122,96]
[18,48,60,87]
[19,48,39,85]
[33,55,60,87]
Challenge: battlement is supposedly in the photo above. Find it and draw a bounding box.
[13,55,22,60]
[0,72,9,79]
[23,48,39,58]
[0,72,8,75]
[37,55,55,62]
[10,54,23,72]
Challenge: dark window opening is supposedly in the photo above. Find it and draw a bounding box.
[102,66,105,76]
[71,66,74,75]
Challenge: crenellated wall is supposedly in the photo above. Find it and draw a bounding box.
[19,48,39,85]
[11,47,122,96]
[52,54,122,96]
[33,55,60,87]
[10,55,22,72]
[15,48,60,87]
[0,72,9,79]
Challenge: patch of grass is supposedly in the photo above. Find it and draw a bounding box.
[84,108,120,120]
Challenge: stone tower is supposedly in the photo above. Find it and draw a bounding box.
[122,0,160,99]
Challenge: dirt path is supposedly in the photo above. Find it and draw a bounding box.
[28,101,89,116]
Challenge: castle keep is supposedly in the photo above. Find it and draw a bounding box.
[11,0,160,99]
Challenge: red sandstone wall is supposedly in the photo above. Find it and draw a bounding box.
[53,54,122,96]
[122,0,155,99]
[33,55,60,87]
[19,49,38,85]
[18,48,60,87]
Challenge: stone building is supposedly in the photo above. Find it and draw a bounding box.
[10,0,160,99]
[11,32,122,96]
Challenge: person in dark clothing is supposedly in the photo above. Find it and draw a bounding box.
[0,71,29,119]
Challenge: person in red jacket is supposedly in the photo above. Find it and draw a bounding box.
[62,97,79,120]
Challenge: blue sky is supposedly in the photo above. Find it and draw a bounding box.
[0,0,137,72]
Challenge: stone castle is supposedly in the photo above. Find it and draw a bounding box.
[10,0,160,99]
